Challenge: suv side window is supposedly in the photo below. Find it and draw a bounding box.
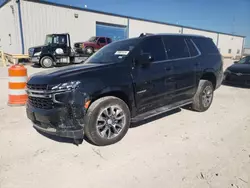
[185,39,199,57]
[163,36,190,60]
[139,37,166,62]
[98,37,106,44]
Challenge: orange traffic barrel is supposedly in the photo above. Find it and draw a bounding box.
[8,65,28,106]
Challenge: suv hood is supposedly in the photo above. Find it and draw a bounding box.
[227,63,250,74]
[83,42,95,45]
[28,63,109,85]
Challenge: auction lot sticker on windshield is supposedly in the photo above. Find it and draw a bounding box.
[114,51,129,56]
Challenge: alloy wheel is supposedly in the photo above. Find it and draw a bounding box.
[96,106,126,139]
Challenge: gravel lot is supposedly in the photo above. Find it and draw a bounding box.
[1,59,250,188]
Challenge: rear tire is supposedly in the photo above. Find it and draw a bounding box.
[84,96,131,146]
[40,56,54,68]
[191,80,214,112]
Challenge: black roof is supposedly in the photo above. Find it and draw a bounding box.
[139,33,207,38]
[20,0,245,38]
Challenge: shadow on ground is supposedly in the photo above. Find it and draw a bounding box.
[35,108,182,146]
[35,129,88,146]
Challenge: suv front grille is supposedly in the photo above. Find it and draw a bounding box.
[27,84,48,90]
[27,84,55,109]
[28,96,54,109]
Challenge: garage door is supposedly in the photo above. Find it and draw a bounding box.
[96,22,127,42]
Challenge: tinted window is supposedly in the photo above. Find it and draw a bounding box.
[192,38,219,54]
[139,37,166,61]
[88,37,98,42]
[163,36,190,60]
[186,39,199,57]
[53,35,67,45]
[238,57,250,64]
[98,37,106,44]
[85,38,139,64]
[107,38,112,44]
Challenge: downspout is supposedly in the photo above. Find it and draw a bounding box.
[241,37,245,57]
[17,0,24,54]
[127,18,129,38]
[216,33,219,46]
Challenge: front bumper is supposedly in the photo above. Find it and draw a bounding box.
[29,56,40,63]
[223,72,250,87]
[26,87,88,139]
[27,103,85,139]
[74,48,85,54]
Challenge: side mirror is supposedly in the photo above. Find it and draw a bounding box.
[137,53,153,65]
[234,61,238,64]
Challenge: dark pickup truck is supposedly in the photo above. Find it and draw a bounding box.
[26,33,223,146]
[74,36,112,55]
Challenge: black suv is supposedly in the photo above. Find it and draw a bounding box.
[26,34,223,146]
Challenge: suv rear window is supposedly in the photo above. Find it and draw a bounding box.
[163,36,190,60]
[185,39,199,57]
[192,37,219,54]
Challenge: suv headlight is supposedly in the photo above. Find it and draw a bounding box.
[28,48,34,56]
[34,51,41,56]
[51,81,81,91]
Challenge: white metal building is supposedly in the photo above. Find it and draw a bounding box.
[0,0,246,58]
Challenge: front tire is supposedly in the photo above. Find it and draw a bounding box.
[84,96,131,146]
[85,47,94,55]
[40,56,54,68]
[191,80,214,112]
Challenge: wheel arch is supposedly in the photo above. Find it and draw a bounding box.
[200,70,217,89]
[91,89,132,111]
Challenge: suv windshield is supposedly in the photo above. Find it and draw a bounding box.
[45,35,53,45]
[88,37,98,42]
[238,57,250,64]
[85,38,140,64]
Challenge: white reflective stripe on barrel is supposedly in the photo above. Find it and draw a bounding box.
[9,89,27,95]
[9,76,27,83]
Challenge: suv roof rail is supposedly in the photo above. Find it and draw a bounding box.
[139,33,154,37]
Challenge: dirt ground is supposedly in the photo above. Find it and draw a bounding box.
[1,59,250,188]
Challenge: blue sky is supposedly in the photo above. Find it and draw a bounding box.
[48,0,250,47]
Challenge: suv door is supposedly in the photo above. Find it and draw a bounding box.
[53,35,70,56]
[131,36,175,114]
[162,36,199,102]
